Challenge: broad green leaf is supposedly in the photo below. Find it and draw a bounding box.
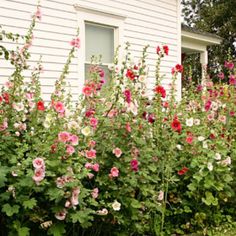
[2,204,20,217]
[23,198,37,209]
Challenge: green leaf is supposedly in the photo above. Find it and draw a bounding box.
[48,223,66,236]
[18,227,30,236]
[0,165,8,187]
[131,199,142,209]
[2,204,20,216]
[23,198,37,209]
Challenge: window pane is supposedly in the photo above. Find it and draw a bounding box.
[85,23,114,63]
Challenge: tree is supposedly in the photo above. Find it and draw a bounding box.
[181,0,236,82]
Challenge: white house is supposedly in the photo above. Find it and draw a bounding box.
[0,0,220,101]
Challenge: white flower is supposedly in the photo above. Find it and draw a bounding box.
[139,75,146,83]
[96,208,108,215]
[13,102,24,112]
[186,118,194,127]
[198,136,205,142]
[81,126,91,136]
[202,141,208,149]
[221,156,231,166]
[194,119,200,125]
[68,120,79,130]
[112,200,121,211]
[215,153,221,160]
[207,162,213,171]
[158,190,164,201]
[176,144,183,150]
[211,101,218,111]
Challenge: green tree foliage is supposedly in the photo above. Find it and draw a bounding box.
[182,0,236,81]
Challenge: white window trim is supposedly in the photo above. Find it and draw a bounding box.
[74,3,126,92]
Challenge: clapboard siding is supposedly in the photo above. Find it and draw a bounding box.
[0,0,180,100]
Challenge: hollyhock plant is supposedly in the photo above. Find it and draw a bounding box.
[1,9,236,236]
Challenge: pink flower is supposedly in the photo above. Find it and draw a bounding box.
[113,148,122,158]
[70,37,80,48]
[82,86,93,96]
[33,157,45,170]
[71,187,80,206]
[66,145,75,155]
[54,101,65,113]
[218,72,225,80]
[56,177,66,188]
[224,61,234,70]
[87,173,94,179]
[158,190,164,201]
[109,167,119,178]
[85,162,93,169]
[69,134,79,146]
[0,119,8,131]
[32,168,45,183]
[92,163,100,172]
[126,122,132,132]
[186,135,194,144]
[130,159,139,172]
[207,113,215,121]
[85,149,96,159]
[229,74,236,85]
[92,188,99,199]
[35,8,42,20]
[55,209,67,220]
[90,117,98,128]
[58,131,70,143]
[218,115,226,124]
[89,140,96,148]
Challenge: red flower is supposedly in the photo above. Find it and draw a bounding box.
[82,86,93,96]
[37,100,45,111]
[186,134,194,144]
[154,85,166,98]
[163,45,169,55]
[171,118,182,133]
[156,46,161,54]
[178,166,189,175]
[172,64,183,74]
[126,69,135,80]
[3,92,9,104]
[175,64,183,73]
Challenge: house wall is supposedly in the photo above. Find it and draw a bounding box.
[0,0,180,101]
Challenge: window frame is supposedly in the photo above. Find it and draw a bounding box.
[74,3,126,91]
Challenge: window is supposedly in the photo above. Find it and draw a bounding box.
[74,3,126,91]
[85,22,115,82]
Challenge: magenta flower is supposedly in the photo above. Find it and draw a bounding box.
[92,188,99,199]
[130,159,139,172]
[124,89,132,104]
[92,163,100,172]
[90,117,98,128]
